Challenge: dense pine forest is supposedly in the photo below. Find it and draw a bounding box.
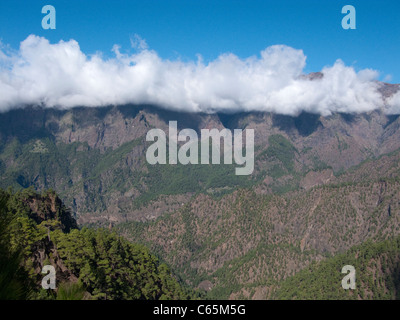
[0,187,194,300]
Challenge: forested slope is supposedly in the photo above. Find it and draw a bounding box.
[0,188,192,300]
[272,236,400,300]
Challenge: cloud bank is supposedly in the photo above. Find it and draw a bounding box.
[0,35,398,116]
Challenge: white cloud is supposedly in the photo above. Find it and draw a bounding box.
[383,74,393,83]
[0,34,391,115]
[130,34,148,51]
[386,91,400,114]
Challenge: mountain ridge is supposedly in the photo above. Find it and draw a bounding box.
[1,99,400,299]
[1,103,400,224]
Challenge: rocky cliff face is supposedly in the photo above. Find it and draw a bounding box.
[25,191,78,232]
[15,191,82,292]
[1,98,400,224]
[1,82,400,299]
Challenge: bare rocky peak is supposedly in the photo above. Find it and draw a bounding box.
[377,82,400,99]
[300,71,324,81]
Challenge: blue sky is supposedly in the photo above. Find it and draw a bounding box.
[0,0,399,115]
[0,0,399,82]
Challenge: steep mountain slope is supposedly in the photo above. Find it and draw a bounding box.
[0,188,192,300]
[118,187,399,298]
[117,149,400,298]
[1,84,400,300]
[272,236,400,300]
[1,103,400,226]
[98,144,400,299]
